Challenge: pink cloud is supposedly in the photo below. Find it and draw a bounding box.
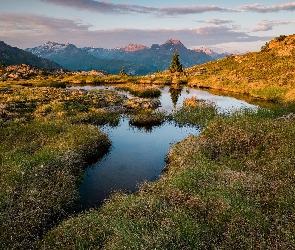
[240,2,295,13]
[37,0,236,16]
[252,20,295,32]
[0,13,269,49]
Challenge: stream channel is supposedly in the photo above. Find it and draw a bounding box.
[76,86,257,210]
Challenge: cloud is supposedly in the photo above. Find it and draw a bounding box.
[38,0,157,14]
[0,13,91,33]
[240,2,295,13]
[37,0,236,16]
[252,20,295,32]
[0,13,269,51]
[0,13,93,47]
[196,19,234,25]
[156,6,237,16]
[206,19,233,25]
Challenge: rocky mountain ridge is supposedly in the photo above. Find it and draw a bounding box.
[115,43,149,52]
[81,39,213,73]
[26,42,150,75]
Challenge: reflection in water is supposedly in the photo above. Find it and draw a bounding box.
[79,118,199,210]
[78,85,258,210]
[169,85,183,108]
[160,86,257,113]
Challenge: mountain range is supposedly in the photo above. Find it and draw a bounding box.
[194,47,230,59]
[81,39,214,74]
[0,40,236,75]
[26,40,233,75]
[25,41,151,75]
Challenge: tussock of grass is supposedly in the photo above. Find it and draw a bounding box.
[173,97,218,128]
[129,111,165,127]
[41,106,295,249]
[115,83,161,98]
[32,81,67,88]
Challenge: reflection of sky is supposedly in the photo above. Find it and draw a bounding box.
[79,117,199,210]
[159,86,257,113]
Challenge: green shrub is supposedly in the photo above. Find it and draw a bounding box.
[275,35,287,42]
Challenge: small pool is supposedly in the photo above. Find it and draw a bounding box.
[78,85,257,210]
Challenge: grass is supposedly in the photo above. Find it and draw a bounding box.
[40,105,295,249]
[0,87,125,126]
[2,34,295,248]
[0,119,111,249]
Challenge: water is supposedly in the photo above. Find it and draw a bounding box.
[159,86,255,112]
[79,119,199,209]
[78,85,257,210]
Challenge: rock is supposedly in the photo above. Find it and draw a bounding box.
[277,113,295,121]
[101,105,128,113]
[123,97,160,110]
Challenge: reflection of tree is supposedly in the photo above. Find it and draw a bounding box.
[169,86,183,108]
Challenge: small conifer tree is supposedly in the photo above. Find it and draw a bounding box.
[169,50,183,73]
[119,68,127,76]
[0,61,5,70]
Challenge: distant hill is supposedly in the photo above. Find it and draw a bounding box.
[26,42,151,75]
[0,41,61,69]
[82,39,213,73]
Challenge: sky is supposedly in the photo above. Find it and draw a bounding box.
[1,0,295,53]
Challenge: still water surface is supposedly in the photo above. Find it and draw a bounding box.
[78,86,257,210]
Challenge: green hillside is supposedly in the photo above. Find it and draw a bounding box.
[184,34,295,102]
